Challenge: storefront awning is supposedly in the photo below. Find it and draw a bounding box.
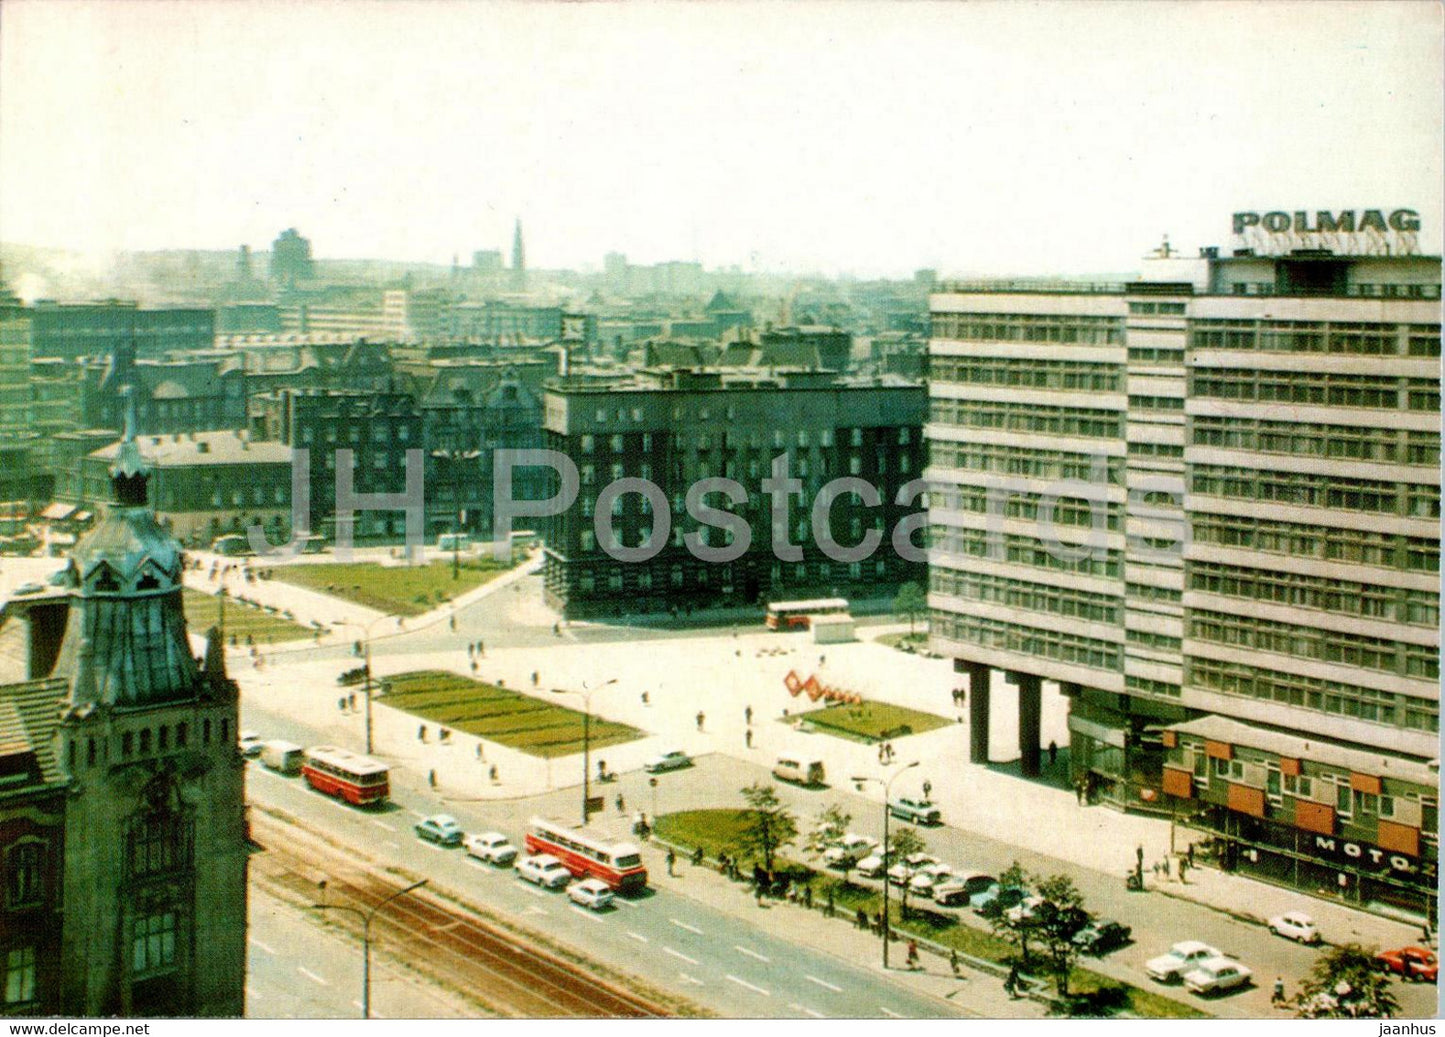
[1068,714,1126,748]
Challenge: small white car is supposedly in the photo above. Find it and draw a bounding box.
[909,862,954,899]
[567,877,615,910]
[643,749,692,773]
[1184,957,1252,996]
[1005,895,1047,925]
[823,834,878,868]
[516,854,572,889]
[1147,941,1223,983]
[1267,910,1320,944]
[888,796,942,825]
[464,831,518,865]
[855,853,888,879]
[238,731,264,757]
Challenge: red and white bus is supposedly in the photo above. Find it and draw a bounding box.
[524,817,648,893]
[301,745,391,806]
[765,597,850,631]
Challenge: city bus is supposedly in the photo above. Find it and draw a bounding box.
[301,745,391,806]
[523,817,648,893]
[765,598,850,631]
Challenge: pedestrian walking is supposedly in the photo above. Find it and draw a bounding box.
[950,948,960,976]
[616,793,625,813]
[804,885,813,909]
[641,691,650,705]
[826,887,835,918]
[1136,844,1144,870]
[906,940,919,970]
[419,725,427,741]
[476,744,484,761]
[744,705,753,724]
[531,671,539,686]
[878,744,885,763]
[693,845,704,867]
[696,711,705,731]
[1005,963,1020,998]
[449,615,457,631]
[338,696,346,712]
[856,908,868,931]
[489,764,498,782]
[428,769,437,788]
[478,640,485,657]
[468,643,474,658]
[745,728,753,748]
[1271,977,1286,1006]
[1187,843,1196,868]
[1179,858,1189,884]
[666,848,676,876]
[470,660,478,675]
[1047,740,1058,766]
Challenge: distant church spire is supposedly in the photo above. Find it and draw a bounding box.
[110,388,150,506]
[512,218,526,291]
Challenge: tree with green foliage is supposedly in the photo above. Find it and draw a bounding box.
[893,582,928,636]
[886,826,928,917]
[1032,873,1090,997]
[988,860,1038,959]
[736,782,798,872]
[806,803,852,856]
[1294,943,1399,1019]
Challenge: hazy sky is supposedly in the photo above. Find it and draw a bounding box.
[1,0,1440,277]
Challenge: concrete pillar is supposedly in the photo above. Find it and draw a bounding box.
[1016,672,1042,778]
[956,660,990,764]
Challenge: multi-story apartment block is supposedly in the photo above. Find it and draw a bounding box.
[540,368,926,617]
[28,302,215,362]
[927,216,1439,919]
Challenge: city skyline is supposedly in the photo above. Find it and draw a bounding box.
[1,1,1441,278]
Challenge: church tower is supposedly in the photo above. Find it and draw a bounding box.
[51,408,248,1016]
[511,218,526,291]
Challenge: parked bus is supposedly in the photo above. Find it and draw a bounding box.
[523,817,648,893]
[301,745,390,806]
[765,597,850,631]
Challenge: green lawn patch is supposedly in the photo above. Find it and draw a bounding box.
[877,631,929,652]
[181,588,313,644]
[803,700,951,743]
[271,559,510,617]
[378,670,643,758]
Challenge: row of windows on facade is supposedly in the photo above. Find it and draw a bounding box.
[1179,744,1439,831]
[578,450,914,486]
[578,427,912,454]
[929,488,1123,530]
[930,527,1124,578]
[930,443,1123,482]
[575,402,909,427]
[574,513,896,553]
[926,400,1124,439]
[930,312,1124,345]
[569,557,897,593]
[1190,465,1439,519]
[1188,609,1438,680]
[928,357,1123,392]
[930,610,1122,671]
[1191,371,1439,410]
[1192,514,1438,573]
[1193,418,1439,465]
[66,716,229,770]
[296,422,417,445]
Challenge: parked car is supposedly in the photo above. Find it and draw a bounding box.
[516,854,573,889]
[1267,911,1320,944]
[259,740,304,774]
[934,872,996,907]
[643,749,692,774]
[773,757,826,787]
[238,731,264,757]
[1377,946,1439,983]
[855,852,890,879]
[567,877,615,910]
[823,834,878,868]
[414,814,464,846]
[1184,956,1252,996]
[909,862,954,899]
[1005,895,1047,925]
[1072,919,1133,955]
[1146,941,1223,983]
[464,831,518,865]
[888,796,941,825]
[973,884,1028,918]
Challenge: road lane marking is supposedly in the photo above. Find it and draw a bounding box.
[670,919,704,935]
[880,1007,903,1018]
[663,947,698,965]
[248,938,276,956]
[626,932,649,944]
[569,906,603,924]
[298,967,329,987]
[790,1003,825,1018]
[726,975,770,997]
[320,797,354,815]
[522,885,547,898]
[419,841,447,852]
[679,973,705,987]
[734,945,770,963]
[371,819,395,831]
[805,975,842,993]
[408,810,427,819]
[610,896,634,907]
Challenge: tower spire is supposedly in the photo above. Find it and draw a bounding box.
[512,218,526,291]
[109,387,150,506]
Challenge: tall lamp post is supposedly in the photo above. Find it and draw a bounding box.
[336,614,394,755]
[552,678,617,826]
[852,759,919,970]
[313,877,428,1018]
[430,446,481,580]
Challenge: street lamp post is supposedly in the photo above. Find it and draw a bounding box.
[853,759,919,970]
[552,678,617,826]
[337,615,393,755]
[431,447,481,580]
[313,877,428,1018]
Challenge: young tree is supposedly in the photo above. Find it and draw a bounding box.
[1032,873,1090,997]
[893,582,928,637]
[887,826,928,917]
[806,803,852,856]
[1294,943,1399,1019]
[988,860,1037,960]
[736,782,798,872]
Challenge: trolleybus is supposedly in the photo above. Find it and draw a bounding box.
[523,817,648,893]
[301,745,391,806]
[765,597,850,631]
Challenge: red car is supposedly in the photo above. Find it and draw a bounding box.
[1377,946,1438,983]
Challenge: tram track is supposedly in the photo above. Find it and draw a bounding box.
[249,811,671,1018]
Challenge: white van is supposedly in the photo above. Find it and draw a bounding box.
[260,740,305,774]
[773,757,826,787]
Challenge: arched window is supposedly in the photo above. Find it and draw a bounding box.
[4,841,44,907]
